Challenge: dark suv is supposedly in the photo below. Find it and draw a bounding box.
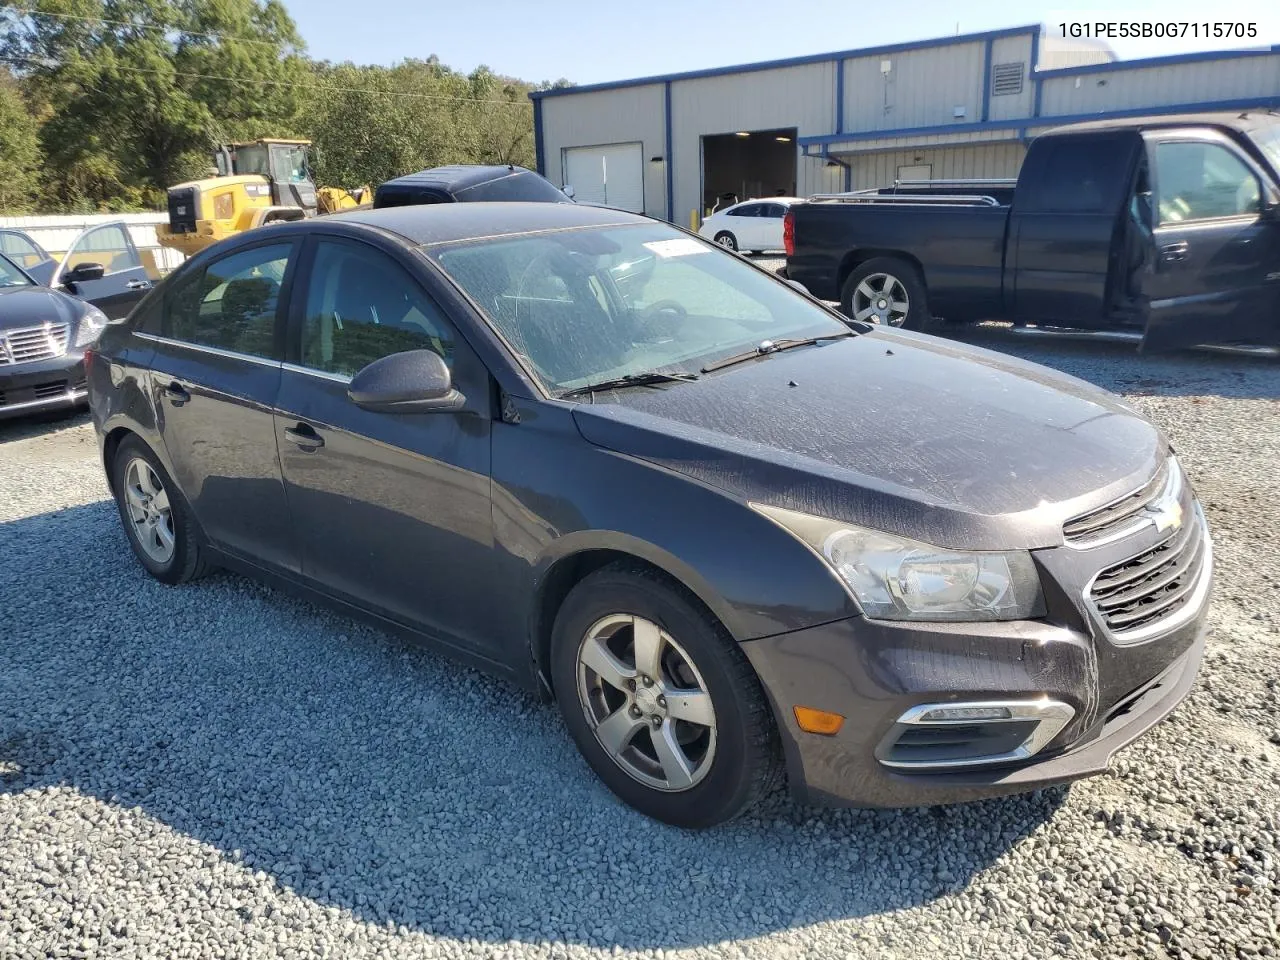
[87,202,1211,827]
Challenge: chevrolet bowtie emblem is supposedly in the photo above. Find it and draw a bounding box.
[1147,497,1183,534]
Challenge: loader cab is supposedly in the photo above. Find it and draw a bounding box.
[226,139,318,214]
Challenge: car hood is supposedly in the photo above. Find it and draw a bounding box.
[0,286,80,331]
[571,329,1165,550]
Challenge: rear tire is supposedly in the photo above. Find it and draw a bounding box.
[550,562,782,828]
[840,257,932,331]
[111,436,211,585]
[713,231,738,252]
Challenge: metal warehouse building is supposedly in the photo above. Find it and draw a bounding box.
[529,25,1280,224]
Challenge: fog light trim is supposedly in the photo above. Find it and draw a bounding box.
[876,698,1075,770]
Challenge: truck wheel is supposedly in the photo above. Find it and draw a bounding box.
[713,231,738,252]
[841,258,931,331]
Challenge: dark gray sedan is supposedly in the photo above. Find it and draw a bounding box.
[87,203,1211,827]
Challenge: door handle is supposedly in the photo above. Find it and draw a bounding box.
[1159,241,1190,263]
[126,279,152,290]
[162,382,190,406]
[284,423,324,451]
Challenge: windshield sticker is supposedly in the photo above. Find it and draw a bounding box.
[643,238,709,258]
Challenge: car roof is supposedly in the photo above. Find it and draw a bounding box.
[379,165,538,192]
[1041,110,1280,138]
[327,201,652,246]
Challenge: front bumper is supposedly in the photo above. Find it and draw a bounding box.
[742,547,1209,808]
[0,351,87,420]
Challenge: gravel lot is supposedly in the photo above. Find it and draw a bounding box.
[1,334,1278,960]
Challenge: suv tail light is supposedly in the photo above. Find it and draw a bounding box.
[783,208,795,257]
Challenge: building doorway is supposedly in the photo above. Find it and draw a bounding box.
[701,128,797,214]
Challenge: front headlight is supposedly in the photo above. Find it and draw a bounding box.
[74,306,109,347]
[752,503,1045,622]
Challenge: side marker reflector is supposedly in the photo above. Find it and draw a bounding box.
[793,706,844,736]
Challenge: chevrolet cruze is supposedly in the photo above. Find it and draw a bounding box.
[87,203,1211,827]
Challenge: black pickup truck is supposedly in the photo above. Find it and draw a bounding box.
[784,111,1280,351]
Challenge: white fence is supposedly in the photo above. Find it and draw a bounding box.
[0,212,186,273]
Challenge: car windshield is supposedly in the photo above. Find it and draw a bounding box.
[1248,123,1280,175]
[431,223,851,394]
[0,253,34,287]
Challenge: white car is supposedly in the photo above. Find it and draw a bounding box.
[697,198,800,254]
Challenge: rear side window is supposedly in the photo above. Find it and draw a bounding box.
[167,243,291,358]
[727,204,759,217]
[300,240,455,377]
[1154,141,1262,223]
[1026,136,1135,213]
[0,232,46,263]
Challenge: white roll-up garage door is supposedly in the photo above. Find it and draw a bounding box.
[562,143,644,213]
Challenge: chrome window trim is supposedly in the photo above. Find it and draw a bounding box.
[134,332,279,368]
[875,698,1076,771]
[281,362,352,385]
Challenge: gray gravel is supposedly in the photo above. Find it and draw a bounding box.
[2,338,1278,960]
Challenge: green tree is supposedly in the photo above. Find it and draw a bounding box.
[1,0,307,210]
[0,69,42,212]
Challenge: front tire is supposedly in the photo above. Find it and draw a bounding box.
[713,231,738,252]
[111,436,211,585]
[550,563,782,828]
[840,257,931,330]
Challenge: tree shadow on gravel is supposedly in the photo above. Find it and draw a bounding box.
[2,500,1068,951]
[944,326,1280,400]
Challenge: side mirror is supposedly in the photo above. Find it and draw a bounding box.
[347,350,464,414]
[562,184,575,199]
[64,262,105,285]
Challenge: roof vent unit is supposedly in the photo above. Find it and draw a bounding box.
[992,61,1025,96]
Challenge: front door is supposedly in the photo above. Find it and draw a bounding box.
[55,222,153,319]
[144,239,301,571]
[1142,132,1280,350]
[273,235,498,655]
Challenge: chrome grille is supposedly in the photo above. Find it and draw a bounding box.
[1064,459,1177,547]
[1089,512,1207,637]
[0,323,70,365]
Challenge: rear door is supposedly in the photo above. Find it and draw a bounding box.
[1141,130,1280,350]
[140,238,301,571]
[54,222,152,319]
[273,234,499,655]
[757,202,787,252]
[1009,132,1143,328]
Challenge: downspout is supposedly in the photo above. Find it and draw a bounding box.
[532,97,546,177]
[1030,28,1043,118]
[822,148,852,193]
[981,36,994,122]
[664,81,674,222]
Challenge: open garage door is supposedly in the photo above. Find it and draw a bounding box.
[562,143,644,212]
[701,128,797,214]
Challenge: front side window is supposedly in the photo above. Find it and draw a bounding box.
[432,224,850,394]
[272,144,310,184]
[233,144,271,177]
[0,253,33,287]
[301,240,454,378]
[69,223,142,275]
[1155,141,1261,223]
[168,243,291,358]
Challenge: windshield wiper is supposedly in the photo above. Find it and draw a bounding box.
[700,331,855,374]
[559,370,699,400]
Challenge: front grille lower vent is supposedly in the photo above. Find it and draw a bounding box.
[1089,515,1206,636]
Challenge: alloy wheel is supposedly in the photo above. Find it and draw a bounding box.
[576,614,718,792]
[123,457,176,564]
[852,272,910,326]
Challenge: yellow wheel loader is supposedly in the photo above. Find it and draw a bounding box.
[157,139,369,257]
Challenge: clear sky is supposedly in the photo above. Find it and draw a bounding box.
[289,0,1278,84]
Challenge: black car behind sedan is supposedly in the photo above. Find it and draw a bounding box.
[86,203,1211,827]
[0,253,109,419]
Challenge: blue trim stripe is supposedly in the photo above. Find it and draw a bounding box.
[664,81,674,222]
[981,36,994,122]
[835,58,845,135]
[1038,46,1279,79]
[1030,28,1042,117]
[532,98,545,177]
[797,95,1280,149]
[528,24,1039,100]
